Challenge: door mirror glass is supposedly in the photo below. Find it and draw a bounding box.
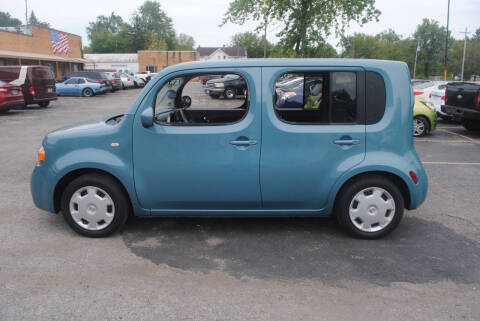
[141,106,154,128]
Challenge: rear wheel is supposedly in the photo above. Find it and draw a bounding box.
[38,101,50,108]
[413,116,429,137]
[461,119,480,131]
[60,174,129,237]
[82,88,94,97]
[335,175,404,239]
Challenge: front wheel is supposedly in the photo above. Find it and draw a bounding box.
[461,119,480,131]
[224,87,236,100]
[413,116,429,137]
[335,175,404,239]
[82,88,94,97]
[60,174,129,237]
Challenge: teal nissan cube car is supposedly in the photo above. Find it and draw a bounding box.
[31,59,428,239]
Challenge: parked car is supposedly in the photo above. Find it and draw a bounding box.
[0,65,57,107]
[428,82,453,121]
[63,71,114,92]
[205,74,247,99]
[31,59,428,239]
[412,81,436,100]
[105,72,123,91]
[441,82,480,131]
[411,79,430,87]
[55,77,106,97]
[200,74,225,85]
[413,98,437,137]
[116,69,146,87]
[0,80,24,112]
[115,72,135,89]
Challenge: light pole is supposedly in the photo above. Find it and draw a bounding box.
[413,40,420,79]
[443,0,450,80]
[460,27,470,81]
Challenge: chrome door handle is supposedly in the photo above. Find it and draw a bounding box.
[333,139,360,146]
[230,140,257,146]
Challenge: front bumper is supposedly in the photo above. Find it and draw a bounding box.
[442,105,480,120]
[31,163,57,214]
[204,87,225,95]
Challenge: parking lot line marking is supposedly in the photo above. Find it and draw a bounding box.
[423,161,480,166]
[439,129,474,142]
[414,139,472,143]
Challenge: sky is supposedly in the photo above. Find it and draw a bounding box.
[3,0,480,51]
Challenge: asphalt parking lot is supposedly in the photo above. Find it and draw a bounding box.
[1,87,479,321]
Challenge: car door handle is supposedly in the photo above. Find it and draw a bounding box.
[333,139,360,146]
[230,140,257,146]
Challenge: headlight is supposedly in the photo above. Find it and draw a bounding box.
[38,146,45,163]
[214,83,225,88]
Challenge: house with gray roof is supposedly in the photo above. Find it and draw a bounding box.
[197,45,247,61]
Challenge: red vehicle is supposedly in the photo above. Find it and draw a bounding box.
[0,65,57,107]
[0,80,24,112]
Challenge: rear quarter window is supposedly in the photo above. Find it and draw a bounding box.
[0,68,19,82]
[365,71,386,125]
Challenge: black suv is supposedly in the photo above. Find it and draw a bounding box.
[63,71,116,92]
[204,74,247,99]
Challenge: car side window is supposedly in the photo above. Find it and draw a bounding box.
[274,71,357,124]
[65,78,77,85]
[77,78,85,84]
[154,73,249,126]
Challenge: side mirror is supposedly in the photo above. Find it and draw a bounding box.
[167,89,176,99]
[140,106,154,128]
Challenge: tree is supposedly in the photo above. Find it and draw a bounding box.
[87,12,124,36]
[0,11,22,27]
[131,0,176,50]
[87,13,133,53]
[175,33,195,51]
[230,32,272,58]
[413,19,449,78]
[222,0,380,57]
[28,11,50,28]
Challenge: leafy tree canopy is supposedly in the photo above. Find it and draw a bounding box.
[29,11,50,28]
[0,11,22,27]
[230,32,273,58]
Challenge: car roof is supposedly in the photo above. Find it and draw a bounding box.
[161,58,407,73]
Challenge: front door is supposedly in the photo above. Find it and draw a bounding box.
[133,68,262,212]
[260,67,366,210]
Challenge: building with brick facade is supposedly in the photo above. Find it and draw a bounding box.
[0,25,87,78]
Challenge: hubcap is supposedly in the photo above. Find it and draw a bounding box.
[349,187,396,233]
[226,90,234,99]
[413,118,425,136]
[69,186,115,231]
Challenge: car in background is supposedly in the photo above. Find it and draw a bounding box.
[0,65,57,107]
[205,74,247,99]
[412,81,436,100]
[104,72,122,91]
[64,71,114,92]
[116,70,146,88]
[441,82,480,131]
[413,98,437,137]
[0,80,24,112]
[200,74,225,85]
[428,82,452,120]
[411,79,430,87]
[115,72,135,89]
[55,77,106,97]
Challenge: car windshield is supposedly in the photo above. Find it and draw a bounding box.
[224,74,239,79]
[0,80,6,86]
[413,81,435,89]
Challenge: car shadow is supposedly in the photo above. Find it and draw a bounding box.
[122,215,480,285]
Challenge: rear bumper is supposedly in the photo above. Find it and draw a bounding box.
[0,99,24,110]
[441,105,480,120]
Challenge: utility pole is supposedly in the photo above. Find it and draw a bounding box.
[443,0,450,80]
[460,27,470,81]
[413,40,420,79]
[263,18,267,58]
[25,0,28,26]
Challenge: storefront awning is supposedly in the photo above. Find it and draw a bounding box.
[0,49,90,64]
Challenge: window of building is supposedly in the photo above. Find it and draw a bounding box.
[154,73,249,126]
[274,71,357,124]
[146,65,157,73]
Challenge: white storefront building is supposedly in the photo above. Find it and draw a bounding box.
[84,53,139,73]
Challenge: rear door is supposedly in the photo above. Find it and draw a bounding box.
[31,67,56,99]
[260,67,366,210]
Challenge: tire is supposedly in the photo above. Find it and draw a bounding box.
[335,175,404,239]
[461,119,480,131]
[82,88,94,97]
[413,116,429,137]
[209,94,220,99]
[38,101,50,108]
[60,173,130,237]
[122,83,125,90]
[224,87,235,100]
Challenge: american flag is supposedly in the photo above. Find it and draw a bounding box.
[50,31,70,54]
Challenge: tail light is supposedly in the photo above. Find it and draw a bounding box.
[99,78,104,83]
[0,88,7,93]
[441,88,446,101]
[29,86,35,95]
[111,80,114,84]
[414,91,424,96]
[429,93,432,98]
[127,78,130,81]
[477,90,480,107]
